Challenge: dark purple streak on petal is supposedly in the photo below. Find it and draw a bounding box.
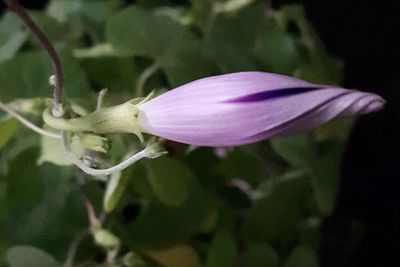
[235,91,354,143]
[225,87,324,103]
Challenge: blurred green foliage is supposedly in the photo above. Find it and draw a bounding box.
[0,0,355,266]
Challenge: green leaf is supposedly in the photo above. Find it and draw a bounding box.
[147,157,189,207]
[117,176,213,249]
[0,13,28,64]
[270,134,316,168]
[284,246,318,267]
[254,19,301,75]
[29,12,66,44]
[206,231,237,267]
[47,0,120,23]
[143,245,202,267]
[244,244,279,267]
[0,51,90,101]
[106,6,215,86]
[0,118,17,149]
[276,5,343,84]
[241,174,311,243]
[308,142,342,216]
[81,56,137,92]
[159,33,216,86]
[217,148,264,186]
[271,134,342,216]
[0,149,44,219]
[37,130,70,166]
[205,3,262,72]
[6,246,61,267]
[106,6,181,57]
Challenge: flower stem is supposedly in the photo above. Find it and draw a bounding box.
[62,132,166,177]
[4,0,64,116]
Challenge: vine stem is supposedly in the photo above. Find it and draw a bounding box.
[63,229,89,267]
[0,100,61,139]
[4,0,64,116]
[135,62,160,97]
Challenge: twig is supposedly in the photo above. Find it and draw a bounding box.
[0,99,61,139]
[135,62,159,97]
[96,89,108,111]
[4,0,64,116]
[79,186,100,227]
[63,229,89,267]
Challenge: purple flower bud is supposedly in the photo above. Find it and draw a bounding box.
[137,72,384,147]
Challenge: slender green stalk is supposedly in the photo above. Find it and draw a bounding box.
[135,62,160,97]
[0,100,61,139]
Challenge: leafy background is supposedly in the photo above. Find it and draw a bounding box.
[0,0,398,267]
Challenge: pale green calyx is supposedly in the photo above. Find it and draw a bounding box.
[43,98,146,142]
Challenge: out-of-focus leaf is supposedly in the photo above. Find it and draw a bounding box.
[308,141,342,216]
[123,252,147,267]
[299,217,321,249]
[277,5,343,84]
[217,148,264,186]
[271,134,341,216]
[117,176,213,249]
[206,231,237,267]
[47,0,120,23]
[0,149,87,259]
[241,174,311,243]
[254,18,301,75]
[143,245,202,267]
[0,118,17,149]
[0,13,28,64]
[205,3,262,72]
[106,6,215,86]
[93,228,120,248]
[73,43,116,58]
[81,56,137,92]
[271,134,316,168]
[30,12,66,44]
[160,33,216,86]
[38,130,70,166]
[244,243,279,267]
[188,0,213,31]
[283,246,318,267]
[185,147,221,188]
[0,51,90,101]
[147,157,189,207]
[106,6,182,57]
[214,0,255,14]
[314,118,353,142]
[295,60,343,85]
[0,149,44,220]
[6,246,61,267]
[274,136,343,215]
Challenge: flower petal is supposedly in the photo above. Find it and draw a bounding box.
[138,72,384,146]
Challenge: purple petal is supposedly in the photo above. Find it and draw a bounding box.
[137,72,384,147]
